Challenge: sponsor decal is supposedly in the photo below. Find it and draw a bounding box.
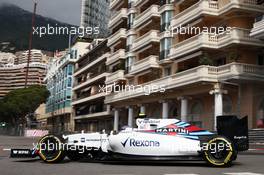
[12,150,30,155]
[81,138,85,142]
[155,127,189,134]
[121,138,160,148]
[86,139,101,142]
[137,119,161,124]
[234,136,247,139]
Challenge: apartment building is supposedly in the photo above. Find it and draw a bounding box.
[16,49,49,64]
[105,0,264,131]
[0,52,16,66]
[44,41,90,133]
[0,62,47,98]
[251,13,264,40]
[72,39,112,132]
[80,0,111,38]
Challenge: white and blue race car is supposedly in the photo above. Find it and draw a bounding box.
[11,115,249,167]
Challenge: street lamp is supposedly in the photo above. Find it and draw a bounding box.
[25,0,38,88]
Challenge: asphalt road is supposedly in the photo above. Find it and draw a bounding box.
[0,136,264,175]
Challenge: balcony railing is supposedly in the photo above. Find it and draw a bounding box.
[109,8,128,29]
[105,70,126,85]
[171,0,264,27]
[250,15,264,39]
[133,5,160,28]
[74,53,110,76]
[72,92,106,106]
[130,55,160,75]
[169,27,264,59]
[106,49,126,66]
[105,63,264,103]
[107,28,127,47]
[110,0,123,10]
[73,72,110,91]
[75,110,111,120]
[132,30,160,51]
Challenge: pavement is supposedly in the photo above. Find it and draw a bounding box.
[0,135,264,175]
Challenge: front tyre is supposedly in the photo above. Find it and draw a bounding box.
[38,135,66,163]
[203,136,236,167]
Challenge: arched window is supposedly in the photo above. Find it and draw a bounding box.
[150,104,161,119]
[169,104,179,119]
[257,99,264,128]
[223,96,233,114]
[190,100,203,127]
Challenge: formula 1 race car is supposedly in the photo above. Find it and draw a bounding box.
[10,115,249,167]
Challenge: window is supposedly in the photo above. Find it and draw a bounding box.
[160,0,172,6]
[75,50,78,59]
[160,38,172,60]
[126,35,135,51]
[66,89,71,99]
[125,56,135,73]
[190,101,203,127]
[67,77,72,87]
[258,55,264,65]
[223,96,232,114]
[164,67,171,76]
[160,11,173,32]
[257,99,264,128]
[127,13,135,29]
[215,57,226,66]
[68,65,73,75]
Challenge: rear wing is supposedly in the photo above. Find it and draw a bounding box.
[217,115,249,151]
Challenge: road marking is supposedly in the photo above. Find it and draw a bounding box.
[164,174,199,175]
[2,148,11,151]
[224,173,264,175]
[249,148,264,151]
[163,173,263,175]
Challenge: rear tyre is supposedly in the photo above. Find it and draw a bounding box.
[203,136,236,167]
[38,135,66,163]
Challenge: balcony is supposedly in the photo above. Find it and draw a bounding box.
[105,70,126,85]
[72,92,106,106]
[132,30,160,52]
[73,73,110,91]
[159,3,174,14]
[75,111,111,120]
[105,63,264,103]
[109,8,128,30]
[250,16,264,40]
[171,0,264,28]
[107,28,127,47]
[106,49,126,65]
[133,5,160,29]
[110,0,124,10]
[129,55,160,75]
[74,53,110,76]
[169,27,264,59]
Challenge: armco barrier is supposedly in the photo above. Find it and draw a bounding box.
[24,129,49,137]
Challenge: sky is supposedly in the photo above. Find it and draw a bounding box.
[0,0,82,25]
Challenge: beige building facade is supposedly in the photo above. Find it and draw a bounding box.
[0,62,47,98]
[105,0,264,131]
[72,39,113,132]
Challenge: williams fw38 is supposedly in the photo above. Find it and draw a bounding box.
[10,115,249,167]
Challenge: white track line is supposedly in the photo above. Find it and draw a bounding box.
[2,148,11,151]
[224,173,264,175]
[164,174,199,175]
